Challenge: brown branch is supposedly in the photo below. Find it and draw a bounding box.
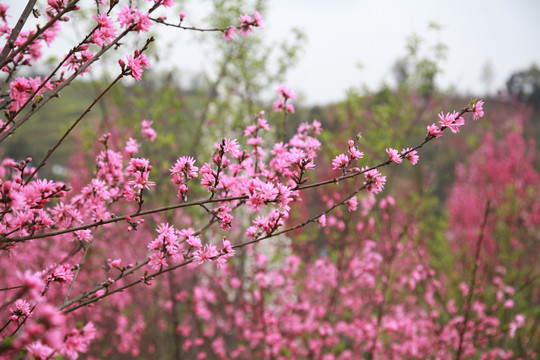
[56,102,479,315]
[455,200,491,360]
[1,103,475,247]
[24,73,124,185]
[0,0,77,69]
[0,2,163,143]
[0,194,247,246]
[61,184,368,314]
[152,18,234,34]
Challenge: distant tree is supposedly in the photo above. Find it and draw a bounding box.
[391,25,447,99]
[506,64,540,108]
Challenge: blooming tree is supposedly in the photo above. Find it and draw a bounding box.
[0,1,535,359]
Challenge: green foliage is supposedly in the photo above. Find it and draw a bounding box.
[393,29,447,98]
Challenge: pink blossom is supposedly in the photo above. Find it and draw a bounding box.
[427,123,443,138]
[222,138,241,157]
[214,238,236,268]
[125,137,139,154]
[48,263,75,284]
[346,196,358,212]
[257,115,270,130]
[386,148,402,164]
[170,156,198,180]
[401,147,419,165]
[286,103,295,113]
[238,11,263,36]
[159,0,175,8]
[91,13,116,47]
[141,119,157,141]
[110,258,122,268]
[10,299,31,321]
[438,111,465,133]
[459,282,469,296]
[276,84,297,100]
[42,23,60,46]
[123,186,136,201]
[348,141,363,160]
[331,154,349,170]
[272,96,285,112]
[63,322,96,359]
[74,229,92,242]
[0,4,9,22]
[221,237,235,258]
[194,244,218,264]
[128,169,155,190]
[9,77,31,111]
[247,136,263,146]
[117,6,152,33]
[317,214,326,227]
[223,27,236,41]
[219,212,233,229]
[473,100,484,120]
[238,13,253,36]
[148,251,168,270]
[244,124,257,137]
[363,168,386,194]
[253,11,264,28]
[508,314,526,338]
[186,234,202,248]
[64,48,94,74]
[312,120,322,134]
[12,30,43,61]
[133,10,152,33]
[126,52,150,81]
[26,342,55,360]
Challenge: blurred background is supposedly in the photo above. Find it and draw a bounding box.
[5,0,540,104]
[3,0,540,172]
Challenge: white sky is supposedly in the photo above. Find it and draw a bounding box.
[4,0,540,105]
[262,0,540,104]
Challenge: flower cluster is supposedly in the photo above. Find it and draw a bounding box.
[91,13,116,47]
[222,11,263,40]
[64,45,94,74]
[8,77,55,112]
[363,168,387,194]
[438,110,465,133]
[140,119,157,142]
[332,140,364,172]
[120,50,150,82]
[124,158,155,202]
[117,5,152,33]
[147,223,181,269]
[170,156,199,200]
[426,101,485,140]
[272,84,297,113]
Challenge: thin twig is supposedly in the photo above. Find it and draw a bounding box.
[455,200,491,360]
[64,241,91,302]
[24,73,124,185]
[1,104,473,246]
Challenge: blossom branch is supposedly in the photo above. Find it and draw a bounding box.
[0,101,477,248]
[23,73,124,185]
[61,184,366,313]
[0,0,79,69]
[0,3,162,143]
